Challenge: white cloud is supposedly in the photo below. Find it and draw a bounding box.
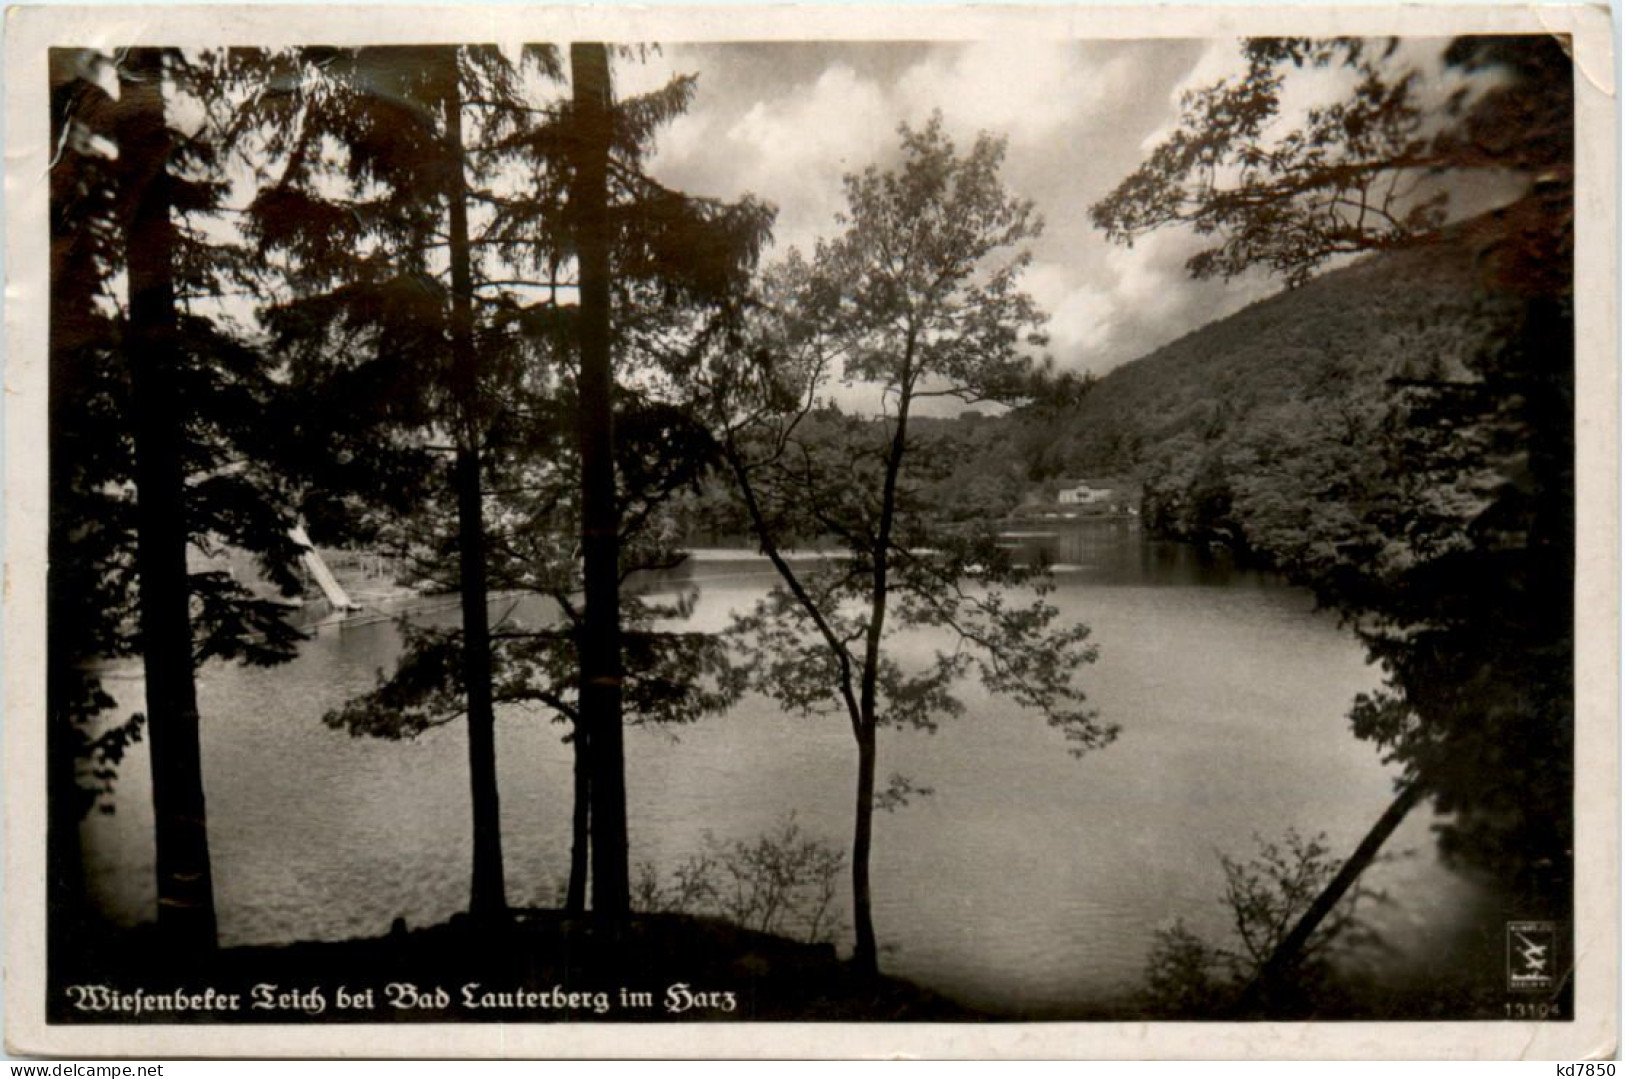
[1104,230,1203,325]
[726,63,891,179]
[643,43,1147,260]
[1138,38,1244,151]
[893,42,1133,147]
[1023,262,1116,358]
[643,62,893,256]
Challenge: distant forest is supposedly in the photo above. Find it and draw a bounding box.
[940,196,1562,574]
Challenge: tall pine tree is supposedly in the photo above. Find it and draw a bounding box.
[241,44,567,925]
[49,46,307,955]
[488,43,772,917]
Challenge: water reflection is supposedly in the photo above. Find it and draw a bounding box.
[80,524,1494,1015]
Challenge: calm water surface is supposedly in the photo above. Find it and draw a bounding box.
[81,523,1493,1014]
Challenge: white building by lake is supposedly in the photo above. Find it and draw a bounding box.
[1057,481,1114,506]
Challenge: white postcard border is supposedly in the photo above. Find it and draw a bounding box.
[4,3,1617,1059]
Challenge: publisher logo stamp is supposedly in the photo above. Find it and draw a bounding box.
[1506,921,1557,992]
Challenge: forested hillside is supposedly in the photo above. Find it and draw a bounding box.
[1009,201,1542,570]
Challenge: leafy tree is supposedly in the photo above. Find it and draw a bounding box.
[48,47,308,952]
[1092,37,1572,286]
[1093,36,1573,1000]
[704,118,1110,975]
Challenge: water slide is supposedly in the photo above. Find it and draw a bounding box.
[289,525,361,612]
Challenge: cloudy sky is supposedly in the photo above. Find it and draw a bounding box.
[606,37,1504,387]
[609,40,1299,382]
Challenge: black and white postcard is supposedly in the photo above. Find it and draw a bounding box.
[4,3,1617,1059]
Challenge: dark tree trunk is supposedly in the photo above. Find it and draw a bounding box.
[119,47,216,951]
[847,364,916,977]
[45,671,85,965]
[45,643,89,975]
[569,42,630,919]
[441,60,506,924]
[1237,777,1428,1012]
[47,56,94,969]
[850,722,879,975]
[567,719,590,914]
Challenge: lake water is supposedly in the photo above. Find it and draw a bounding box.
[80,522,1496,1015]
